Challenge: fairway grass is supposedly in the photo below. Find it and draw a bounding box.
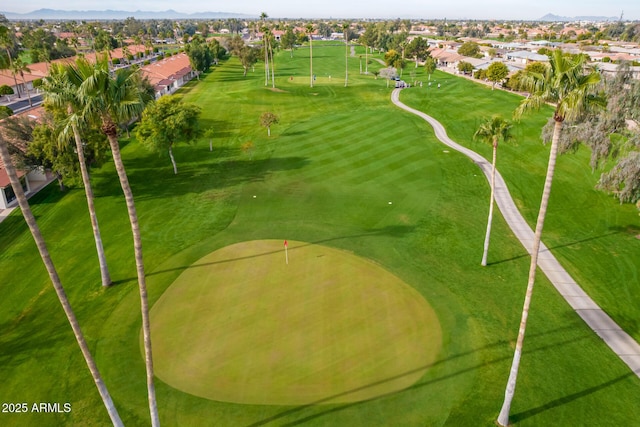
[151,240,441,405]
[1,44,639,427]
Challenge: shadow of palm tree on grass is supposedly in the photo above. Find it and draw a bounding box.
[489,230,623,266]
[248,328,592,426]
[92,150,309,202]
[510,372,635,423]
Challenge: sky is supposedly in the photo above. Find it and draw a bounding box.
[2,0,639,21]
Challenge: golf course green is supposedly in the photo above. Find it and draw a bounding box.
[150,240,441,405]
[1,42,639,427]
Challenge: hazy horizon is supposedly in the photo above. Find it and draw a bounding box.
[2,0,638,21]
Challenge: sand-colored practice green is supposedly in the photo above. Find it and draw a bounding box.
[150,240,442,405]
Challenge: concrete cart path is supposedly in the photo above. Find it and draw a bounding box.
[391,88,640,377]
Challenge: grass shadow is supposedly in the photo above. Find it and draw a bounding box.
[510,372,635,423]
[489,230,623,266]
[133,224,418,283]
[247,329,591,426]
[93,154,308,201]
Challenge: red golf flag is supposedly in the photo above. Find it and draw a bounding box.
[284,240,288,247]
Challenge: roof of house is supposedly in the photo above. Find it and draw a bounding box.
[139,53,192,88]
[0,107,45,188]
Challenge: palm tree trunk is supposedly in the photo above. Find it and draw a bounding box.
[106,132,160,427]
[0,137,124,426]
[264,41,269,86]
[72,123,111,286]
[481,142,497,266]
[20,73,32,107]
[364,45,368,74]
[310,38,313,87]
[344,40,349,87]
[269,41,275,89]
[497,119,562,426]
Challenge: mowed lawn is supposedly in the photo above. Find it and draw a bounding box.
[0,43,638,426]
[150,240,442,406]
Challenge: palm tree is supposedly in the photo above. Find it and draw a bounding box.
[473,115,513,267]
[11,57,32,107]
[497,50,604,426]
[0,26,21,98]
[74,57,160,427]
[268,30,276,88]
[0,134,124,426]
[260,13,269,86]
[306,23,314,88]
[42,62,112,287]
[343,23,349,87]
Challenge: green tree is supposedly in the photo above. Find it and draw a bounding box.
[406,36,430,67]
[473,116,513,266]
[497,49,604,427]
[384,49,401,67]
[457,61,474,75]
[457,41,480,57]
[208,38,226,65]
[136,95,201,174]
[228,34,245,56]
[186,36,212,79]
[42,61,112,287]
[424,57,436,81]
[0,132,125,427]
[238,45,258,77]
[74,56,160,427]
[486,61,509,90]
[0,83,13,101]
[204,127,215,152]
[0,104,11,118]
[281,26,297,57]
[260,111,279,136]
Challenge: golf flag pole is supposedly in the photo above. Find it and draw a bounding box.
[284,240,288,265]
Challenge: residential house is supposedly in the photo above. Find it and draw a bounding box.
[139,53,195,98]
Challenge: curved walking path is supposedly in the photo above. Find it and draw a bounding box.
[391,88,640,377]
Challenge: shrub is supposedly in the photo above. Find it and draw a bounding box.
[0,84,14,96]
[0,105,13,118]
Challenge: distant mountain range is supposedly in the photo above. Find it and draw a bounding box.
[1,8,254,20]
[539,13,619,22]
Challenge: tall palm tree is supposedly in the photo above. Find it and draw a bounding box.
[42,62,112,287]
[11,57,32,107]
[268,30,276,88]
[343,23,349,87]
[0,26,21,98]
[0,134,124,426]
[473,115,513,267]
[306,23,314,88]
[73,56,160,427]
[260,12,269,86]
[497,50,604,426]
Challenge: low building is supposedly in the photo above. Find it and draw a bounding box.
[139,53,196,98]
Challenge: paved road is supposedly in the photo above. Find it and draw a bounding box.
[391,88,640,377]
[3,94,43,113]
